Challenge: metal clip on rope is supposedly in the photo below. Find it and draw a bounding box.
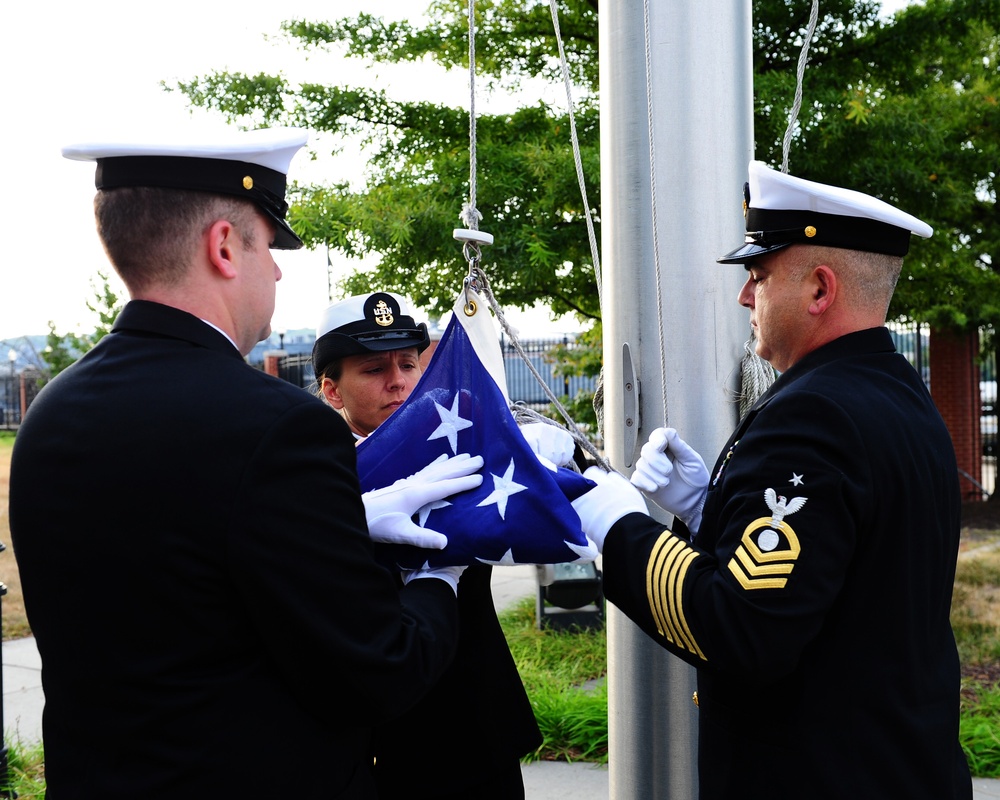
[455,228,493,316]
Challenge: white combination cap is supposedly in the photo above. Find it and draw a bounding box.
[718,160,933,264]
[312,292,430,376]
[63,127,309,250]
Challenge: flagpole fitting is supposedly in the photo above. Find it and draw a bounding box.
[462,273,480,316]
[457,229,492,317]
[453,228,494,247]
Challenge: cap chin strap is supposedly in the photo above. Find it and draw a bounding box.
[745,208,912,257]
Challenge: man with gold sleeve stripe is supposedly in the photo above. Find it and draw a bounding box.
[570,162,970,800]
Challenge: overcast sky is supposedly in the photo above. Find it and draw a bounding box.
[0,0,911,343]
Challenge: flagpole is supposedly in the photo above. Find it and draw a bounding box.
[599,1,753,797]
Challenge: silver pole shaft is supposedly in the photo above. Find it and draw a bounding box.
[600,0,754,797]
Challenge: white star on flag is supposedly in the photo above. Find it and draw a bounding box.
[427,393,474,454]
[477,458,527,520]
[417,499,451,528]
[355,287,598,567]
[479,548,518,566]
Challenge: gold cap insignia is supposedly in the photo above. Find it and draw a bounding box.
[372,299,395,327]
[243,176,254,190]
[804,225,817,238]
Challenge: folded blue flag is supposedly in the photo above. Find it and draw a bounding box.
[356,290,597,567]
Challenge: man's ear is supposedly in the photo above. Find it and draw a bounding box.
[808,264,837,316]
[321,377,345,410]
[207,219,239,279]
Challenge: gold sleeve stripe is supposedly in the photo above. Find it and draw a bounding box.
[733,545,794,576]
[645,532,707,661]
[728,557,789,590]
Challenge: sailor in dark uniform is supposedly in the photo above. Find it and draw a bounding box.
[9,128,482,799]
[571,161,972,799]
[312,292,547,799]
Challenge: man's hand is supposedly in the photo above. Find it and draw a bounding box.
[630,428,709,534]
[363,454,484,548]
[571,466,648,552]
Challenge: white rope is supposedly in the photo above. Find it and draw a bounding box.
[547,0,602,309]
[471,265,614,472]
[461,0,481,230]
[737,334,776,418]
[737,3,820,413]
[735,0,820,416]
[781,0,820,174]
[455,2,609,468]
[641,0,670,428]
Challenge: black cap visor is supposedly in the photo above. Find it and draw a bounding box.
[717,239,793,264]
[312,323,430,376]
[262,210,303,250]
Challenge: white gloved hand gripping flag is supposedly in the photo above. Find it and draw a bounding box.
[356,288,598,567]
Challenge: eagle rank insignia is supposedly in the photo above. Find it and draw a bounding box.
[727,488,807,590]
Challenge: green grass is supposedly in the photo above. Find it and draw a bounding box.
[952,552,1000,665]
[961,682,1000,778]
[2,560,996,789]
[501,596,1000,778]
[3,738,45,799]
[500,597,608,762]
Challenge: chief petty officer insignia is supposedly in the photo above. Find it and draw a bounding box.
[372,300,395,327]
[727,487,807,590]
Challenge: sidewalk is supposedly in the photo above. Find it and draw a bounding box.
[3,565,998,799]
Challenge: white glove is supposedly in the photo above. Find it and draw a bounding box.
[630,428,709,534]
[520,422,575,467]
[571,466,648,552]
[363,454,484,548]
[401,565,467,595]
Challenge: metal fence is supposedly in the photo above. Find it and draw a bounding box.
[500,335,598,409]
[981,342,997,498]
[277,354,317,394]
[267,336,598,411]
[242,326,1000,499]
[1,374,18,429]
[2,368,42,430]
[888,320,997,498]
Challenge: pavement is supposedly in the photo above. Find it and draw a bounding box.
[3,565,999,798]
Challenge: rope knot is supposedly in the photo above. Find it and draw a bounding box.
[460,202,483,230]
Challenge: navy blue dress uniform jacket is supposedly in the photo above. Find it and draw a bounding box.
[370,563,542,797]
[9,300,459,799]
[602,327,972,799]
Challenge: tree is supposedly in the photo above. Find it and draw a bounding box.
[168,0,998,452]
[170,0,600,322]
[753,0,1000,331]
[171,0,997,331]
[43,271,122,379]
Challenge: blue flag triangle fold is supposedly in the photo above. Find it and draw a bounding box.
[356,292,596,567]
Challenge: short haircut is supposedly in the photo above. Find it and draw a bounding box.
[796,245,903,319]
[94,187,259,294]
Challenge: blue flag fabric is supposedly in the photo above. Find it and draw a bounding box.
[356,294,597,568]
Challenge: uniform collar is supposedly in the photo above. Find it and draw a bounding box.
[753,327,895,410]
[111,300,244,359]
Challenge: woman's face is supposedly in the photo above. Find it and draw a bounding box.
[321,348,422,437]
